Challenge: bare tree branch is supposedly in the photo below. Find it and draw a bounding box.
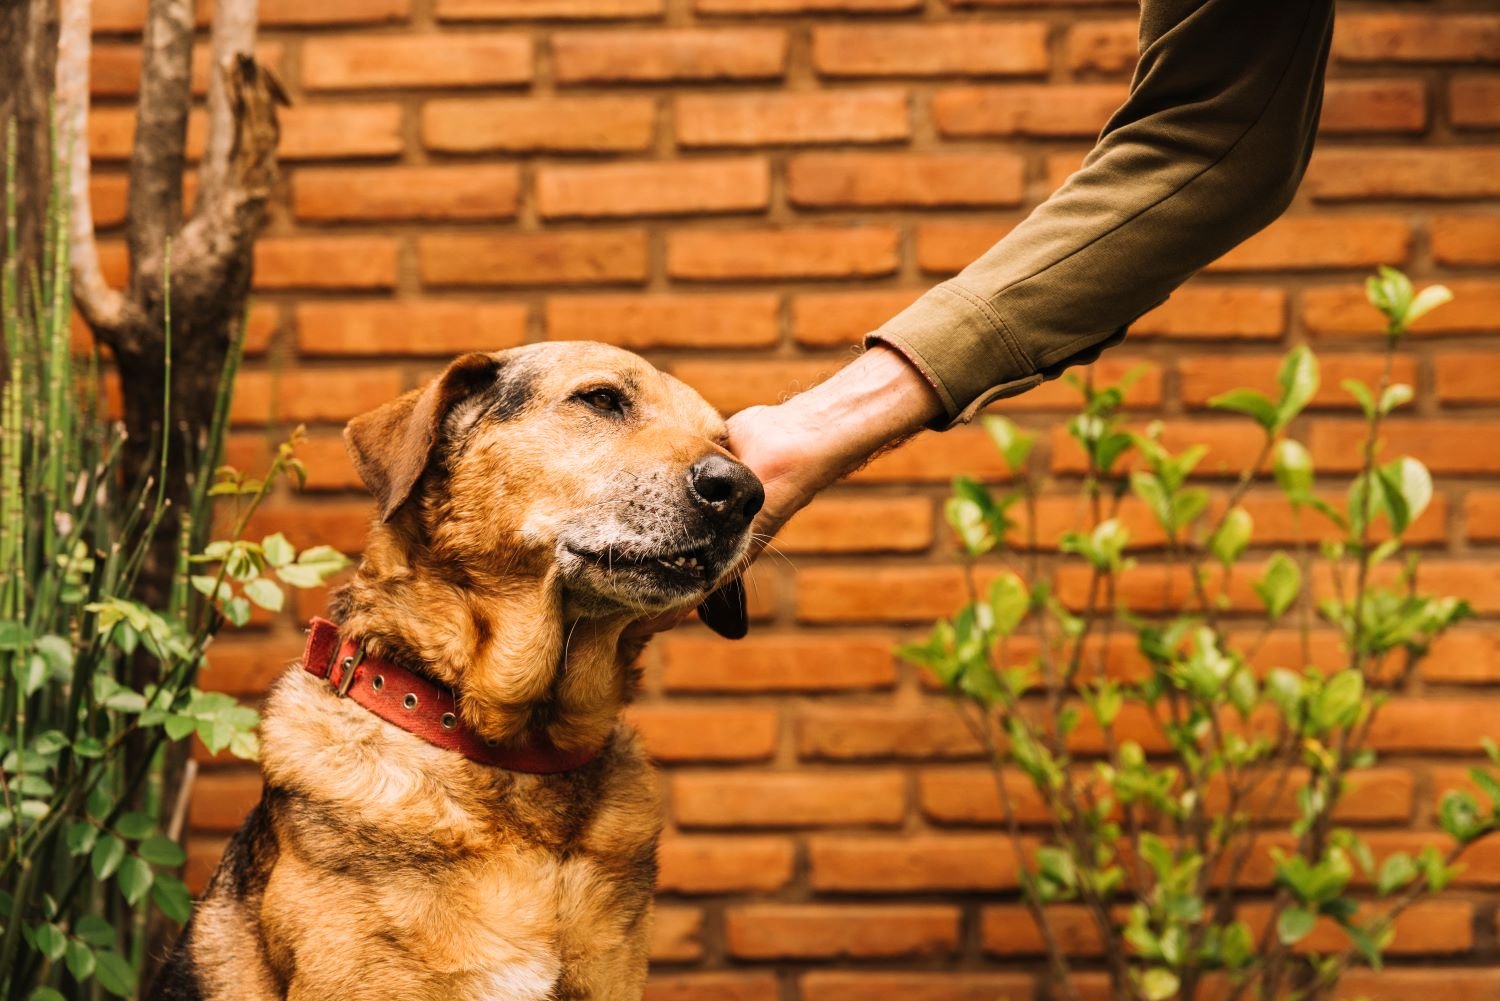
[197,0,259,207]
[56,0,129,337]
[125,0,193,304]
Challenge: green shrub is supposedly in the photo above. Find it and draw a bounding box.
[901,268,1497,1001]
[0,124,347,999]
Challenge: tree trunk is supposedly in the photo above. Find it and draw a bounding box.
[0,0,58,309]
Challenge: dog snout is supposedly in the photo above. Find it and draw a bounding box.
[687,454,764,525]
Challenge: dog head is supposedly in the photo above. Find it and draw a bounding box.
[343,343,761,632]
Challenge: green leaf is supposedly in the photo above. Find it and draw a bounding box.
[243,576,285,613]
[1209,388,1278,430]
[261,531,296,568]
[65,821,97,857]
[152,874,193,924]
[139,834,186,867]
[29,989,67,1001]
[12,654,47,697]
[1377,852,1417,896]
[1209,506,1253,566]
[34,635,75,680]
[33,922,66,961]
[1438,790,1487,843]
[1140,968,1180,1001]
[1274,438,1315,505]
[1315,670,1364,731]
[117,855,154,905]
[65,938,95,981]
[1276,345,1320,428]
[94,951,138,998]
[1404,283,1453,327]
[222,596,252,627]
[1130,471,1172,531]
[1253,552,1302,620]
[1366,265,1413,326]
[91,834,125,880]
[981,414,1036,472]
[75,915,116,947]
[1379,383,1413,415]
[1342,378,1377,420]
[1277,905,1317,945]
[1377,456,1432,536]
[988,573,1029,637]
[114,811,153,840]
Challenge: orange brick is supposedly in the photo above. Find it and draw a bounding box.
[1009,356,1162,412]
[1432,214,1500,265]
[1340,969,1500,1001]
[1303,280,1499,336]
[1179,352,1417,410]
[1334,14,1500,64]
[813,23,1049,78]
[809,835,1028,892]
[932,84,1125,138]
[1424,628,1500,684]
[645,973,779,1001]
[545,295,778,349]
[778,495,934,554]
[198,635,298,697]
[725,905,958,959]
[851,426,1013,483]
[1206,216,1411,271]
[189,770,260,832]
[279,104,406,161]
[649,906,703,963]
[292,165,518,222]
[1321,79,1428,134]
[788,152,1024,208]
[797,566,968,624]
[185,837,227,895]
[656,836,795,894]
[626,705,777,762]
[1305,149,1500,201]
[1045,150,1088,192]
[801,973,1036,1001]
[1451,75,1500,129]
[1437,351,1500,403]
[658,633,898,693]
[296,301,527,357]
[914,221,1017,275]
[301,34,531,90]
[668,227,898,281]
[1366,699,1500,753]
[420,231,649,287]
[281,434,362,492]
[238,499,375,553]
[980,905,1102,957]
[668,359,835,414]
[672,771,905,827]
[253,237,399,290]
[230,368,404,427]
[798,706,980,761]
[553,29,786,83]
[260,0,410,25]
[423,96,656,153]
[1066,19,1136,75]
[537,158,768,218]
[1132,287,1286,339]
[676,90,909,147]
[791,289,921,346]
[90,41,284,97]
[438,0,662,18]
[697,0,916,11]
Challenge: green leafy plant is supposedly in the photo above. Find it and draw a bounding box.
[901,267,1491,1001]
[0,125,348,999]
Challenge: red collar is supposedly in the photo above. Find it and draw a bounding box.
[301,617,601,774]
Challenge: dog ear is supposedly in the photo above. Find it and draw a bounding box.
[695,576,748,640]
[344,352,502,522]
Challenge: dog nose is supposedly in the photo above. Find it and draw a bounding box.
[688,454,764,524]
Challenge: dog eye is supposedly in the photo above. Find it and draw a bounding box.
[576,388,625,416]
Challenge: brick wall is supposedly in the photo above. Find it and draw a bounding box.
[87,0,1500,996]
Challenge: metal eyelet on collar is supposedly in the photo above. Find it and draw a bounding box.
[371,675,384,692]
[402,693,419,710]
[441,712,456,730]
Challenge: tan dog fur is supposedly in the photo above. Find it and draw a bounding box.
[150,343,758,1001]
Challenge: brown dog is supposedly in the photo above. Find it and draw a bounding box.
[150,342,762,1001]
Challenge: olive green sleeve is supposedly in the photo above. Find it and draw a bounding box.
[869,0,1335,428]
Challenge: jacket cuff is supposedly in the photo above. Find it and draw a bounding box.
[865,281,1042,430]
